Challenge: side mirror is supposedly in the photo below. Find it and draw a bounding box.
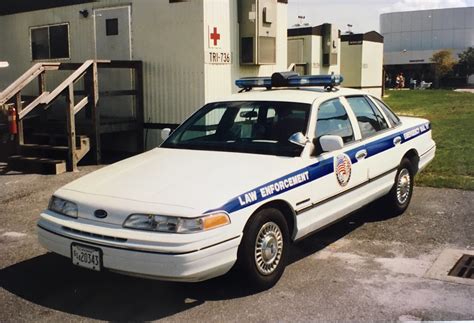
[320,135,344,152]
[161,128,171,141]
[288,132,309,147]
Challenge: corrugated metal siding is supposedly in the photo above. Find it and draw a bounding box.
[0,0,205,124]
[131,0,205,128]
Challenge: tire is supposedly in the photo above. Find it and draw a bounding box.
[385,158,415,215]
[236,208,289,290]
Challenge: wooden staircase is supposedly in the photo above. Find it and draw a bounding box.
[8,134,90,174]
[0,59,144,175]
[0,60,100,174]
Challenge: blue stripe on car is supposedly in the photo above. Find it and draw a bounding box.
[206,122,430,215]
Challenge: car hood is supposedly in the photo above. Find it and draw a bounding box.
[57,147,305,217]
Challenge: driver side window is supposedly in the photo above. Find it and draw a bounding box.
[314,98,354,154]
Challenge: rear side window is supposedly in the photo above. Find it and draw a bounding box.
[371,97,401,127]
[346,96,388,138]
[315,98,354,148]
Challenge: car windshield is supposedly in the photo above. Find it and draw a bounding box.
[161,101,311,157]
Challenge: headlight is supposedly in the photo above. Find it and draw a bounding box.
[122,212,230,233]
[48,196,78,218]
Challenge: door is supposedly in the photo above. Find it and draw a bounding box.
[94,6,133,118]
[344,95,399,180]
[94,6,131,60]
[295,97,368,239]
[310,97,368,201]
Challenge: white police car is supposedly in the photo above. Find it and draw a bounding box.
[38,73,435,289]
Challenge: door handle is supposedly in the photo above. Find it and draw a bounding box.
[393,136,402,145]
[355,149,367,160]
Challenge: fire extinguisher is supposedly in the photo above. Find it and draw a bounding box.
[8,106,18,136]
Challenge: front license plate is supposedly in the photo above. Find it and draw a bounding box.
[71,243,102,271]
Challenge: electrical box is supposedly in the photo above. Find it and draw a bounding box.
[239,0,277,65]
[322,23,338,66]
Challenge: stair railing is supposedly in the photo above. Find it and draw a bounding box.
[1,60,100,171]
[2,59,144,173]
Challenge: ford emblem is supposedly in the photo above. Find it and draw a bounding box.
[94,209,108,219]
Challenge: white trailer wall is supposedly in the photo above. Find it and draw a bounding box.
[202,0,288,104]
[340,32,384,98]
[0,0,288,149]
[0,0,206,149]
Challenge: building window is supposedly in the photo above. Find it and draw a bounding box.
[106,18,119,36]
[31,23,70,60]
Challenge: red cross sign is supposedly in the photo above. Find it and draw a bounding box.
[210,27,220,47]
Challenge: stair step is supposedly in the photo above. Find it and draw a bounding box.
[19,143,71,160]
[20,143,69,151]
[8,155,67,175]
[30,133,89,147]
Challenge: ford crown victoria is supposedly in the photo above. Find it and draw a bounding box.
[37,73,436,289]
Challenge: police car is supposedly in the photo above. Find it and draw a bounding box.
[37,72,435,289]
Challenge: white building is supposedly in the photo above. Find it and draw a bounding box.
[340,32,384,98]
[380,6,474,83]
[287,24,341,76]
[287,25,384,98]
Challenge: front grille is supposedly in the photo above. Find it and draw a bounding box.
[62,226,127,243]
[448,254,474,279]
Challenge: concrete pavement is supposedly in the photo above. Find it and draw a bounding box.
[1,165,473,321]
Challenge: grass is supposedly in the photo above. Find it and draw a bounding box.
[384,89,474,190]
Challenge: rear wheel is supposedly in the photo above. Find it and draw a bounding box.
[236,208,289,290]
[385,158,414,215]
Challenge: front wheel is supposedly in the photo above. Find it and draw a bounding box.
[236,208,289,290]
[384,158,414,215]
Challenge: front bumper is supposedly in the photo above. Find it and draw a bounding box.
[37,222,240,282]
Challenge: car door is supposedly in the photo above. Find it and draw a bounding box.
[295,97,368,239]
[344,95,401,181]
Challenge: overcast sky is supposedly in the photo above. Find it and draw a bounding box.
[287,0,474,33]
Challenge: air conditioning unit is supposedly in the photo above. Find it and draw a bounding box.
[322,23,338,66]
[239,0,277,65]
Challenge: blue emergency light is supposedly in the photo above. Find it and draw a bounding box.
[235,72,343,91]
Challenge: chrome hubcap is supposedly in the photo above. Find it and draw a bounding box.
[255,222,283,275]
[396,168,411,204]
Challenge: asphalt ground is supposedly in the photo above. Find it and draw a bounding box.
[0,164,473,322]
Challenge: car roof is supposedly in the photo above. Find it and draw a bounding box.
[214,87,368,105]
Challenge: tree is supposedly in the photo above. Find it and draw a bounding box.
[431,50,456,87]
[458,47,474,77]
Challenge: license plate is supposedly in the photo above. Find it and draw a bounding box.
[71,243,102,272]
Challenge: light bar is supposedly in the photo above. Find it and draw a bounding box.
[235,77,272,89]
[287,74,343,87]
[235,72,343,90]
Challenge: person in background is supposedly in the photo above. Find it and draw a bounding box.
[399,73,405,89]
[385,74,391,89]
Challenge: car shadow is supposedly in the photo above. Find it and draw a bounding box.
[288,199,399,264]
[0,202,397,321]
